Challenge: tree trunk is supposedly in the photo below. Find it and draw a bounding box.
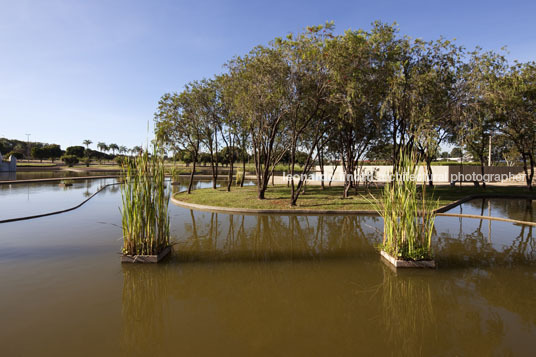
[187,157,197,194]
[318,146,325,190]
[227,160,233,192]
[426,158,434,187]
[480,158,486,189]
[240,160,246,187]
[522,153,534,190]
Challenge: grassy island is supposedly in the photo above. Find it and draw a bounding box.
[173,184,536,212]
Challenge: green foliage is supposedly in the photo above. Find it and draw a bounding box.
[31,147,47,162]
[115,155,128,166]
[65,146,85,158]
[31,145,63,162]
[6,151,23,160]
[120,145,170,256]
[108,143,119,155]
[61,155,79,167]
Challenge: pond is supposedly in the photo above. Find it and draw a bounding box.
[0,170,121,181]
[0,179,535,356]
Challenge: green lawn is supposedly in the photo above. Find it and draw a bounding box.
[174,184,536,211]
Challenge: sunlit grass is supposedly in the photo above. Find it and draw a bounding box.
[174,182,534,211]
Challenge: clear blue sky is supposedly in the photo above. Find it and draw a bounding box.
[1,0,535,150]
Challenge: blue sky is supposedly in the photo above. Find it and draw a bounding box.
[1,0,535,150]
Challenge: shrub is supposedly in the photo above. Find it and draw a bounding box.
[115,155,127,166]
[61,155,79,167]
[6,151,23,160]
[65,146,85,158]
[83,157,91,167]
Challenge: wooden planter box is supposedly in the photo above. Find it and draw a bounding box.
[121,246,171,263]
[380,250,436,269]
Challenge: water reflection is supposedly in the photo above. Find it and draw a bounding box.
[435,216,535,267]
[455,198,535,222]
[119,252,536,356]
[177,211,382,262]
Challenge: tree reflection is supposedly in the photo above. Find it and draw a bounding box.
[179,211,383,262]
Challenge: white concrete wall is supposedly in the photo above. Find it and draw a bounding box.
[311,165,450,183]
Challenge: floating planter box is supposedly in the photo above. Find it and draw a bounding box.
[58,182,73,187]
[380,250,436,269]
[121,246,171,263]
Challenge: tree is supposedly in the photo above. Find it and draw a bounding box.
[83,139,92,150]
[495,62,536,189]
[131,146,142,156]
[31,147,47,162]
[97,142,108,153]
[65,146,85,158]
[108,143,119,155]
[325,24,386,197]
[119,145,127,155]
[190,79,221,189]
[61,155,79,167]
[454,49,507,188]
[45,144,62,162]
[155,87,203,194]
[274,23,335,205]
[215,74,241,191]
[226,45,291,199]
[450,147,462,158]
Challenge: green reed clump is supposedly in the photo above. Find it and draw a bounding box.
[120,146,170,256]
[235,169,243,185]
[373,150,438,260]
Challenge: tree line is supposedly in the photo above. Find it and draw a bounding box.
[154,21,536,204]
[0,137,143,166]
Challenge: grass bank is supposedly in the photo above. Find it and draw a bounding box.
[173,184,536,211]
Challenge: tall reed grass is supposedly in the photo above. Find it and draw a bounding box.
[120,146,170,256]
[373,150,438,260]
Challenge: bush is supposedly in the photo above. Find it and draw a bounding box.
[65,146,85,158]
[61,155,79,167]
[83,157,91,167]
[115,155,128,166]
[6,151,23,160]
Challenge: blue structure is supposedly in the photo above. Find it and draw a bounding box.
[0,152,17,172]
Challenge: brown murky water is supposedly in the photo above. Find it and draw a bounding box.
[0,181,535,356]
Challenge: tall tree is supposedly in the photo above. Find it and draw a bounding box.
[226,45,291,199]
[455,49,507,188]
[108,143,119,155]
[326,24,385,197]
[83,139,92,150]
[496,62,536,189]
[278,23,334,205]
[155,88,203,194]
[97,142,108,153]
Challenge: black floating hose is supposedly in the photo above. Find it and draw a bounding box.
[0,183,121,224]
